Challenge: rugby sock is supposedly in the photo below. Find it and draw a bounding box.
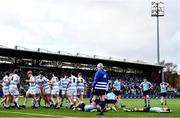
[147,98,150,106]
[66,99,68,107]
[15,97,19,107]
[51,97,56,105]
[161,98,163,105]
[100,101,106,111]
[144,99,147,106]
[23,98,27,106]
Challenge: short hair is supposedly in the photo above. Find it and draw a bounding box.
[39,71,45,76]
[78,73,82,77]
[4,71,9,76]
[13,69,19,74]
[53,72,58,77]
[97,63,104,68]
[63,72,68,77]
[27,70,33,75]
[71,70,76,76]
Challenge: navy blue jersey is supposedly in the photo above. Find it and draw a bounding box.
[92,68,108,90]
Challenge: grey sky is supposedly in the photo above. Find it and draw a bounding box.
[0,0,179,68]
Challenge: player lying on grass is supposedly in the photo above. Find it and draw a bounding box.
[124,107,171,113]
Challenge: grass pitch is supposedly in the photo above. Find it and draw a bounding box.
[0,98,179,118]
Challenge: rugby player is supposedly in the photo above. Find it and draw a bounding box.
[9,69,21,109]
[77,73,86,103]
[160,81,169,105]
[139,78,153,107]
[92,63,108,115]
[21,71,37,108]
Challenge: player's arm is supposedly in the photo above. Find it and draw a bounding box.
[149,82,153,89]
[92,71,100,89]
[139,82,143,89]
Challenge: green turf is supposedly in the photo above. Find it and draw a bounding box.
[0,98,180,118]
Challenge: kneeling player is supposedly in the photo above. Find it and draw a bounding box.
[105,89,118,112]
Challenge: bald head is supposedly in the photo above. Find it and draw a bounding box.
[97,63,104,69]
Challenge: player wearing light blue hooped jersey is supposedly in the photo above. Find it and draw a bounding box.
[60,73,69,108]
[77,77,86,94]
[42,76,50,95]
[2,72,11,108]
[2,74,10,96]
[77,73,86,95]
[28,76,36,95]
[9,74,20,96]
[61,78,69,95]
[21,71,37,108]
[50,73,60,109]
[51,76,59,95]
[9,70,21,108]
[35,75,42,94]
[67,71,78,109]
[39,71,51,108]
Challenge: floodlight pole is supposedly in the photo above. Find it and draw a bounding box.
[157,3,160,64]
[151,1,164,64]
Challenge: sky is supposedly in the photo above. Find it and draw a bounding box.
[0,0,180,68]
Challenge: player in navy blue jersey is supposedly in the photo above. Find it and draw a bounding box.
[92,63,108,115]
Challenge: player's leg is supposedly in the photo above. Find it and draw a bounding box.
[50,90,56,107]
[164,93,167,105]
[22,90,30,108]
[65,93,69,109]
[68,90,74,109]
[161,95,164,105]
[146,94,150,107]
[56,91,60,109]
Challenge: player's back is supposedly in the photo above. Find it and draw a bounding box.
[113,80,121,90]
[106,92,116,100]
[29,76,36,88]
[61,78,68,91]
[2,75,10,88]
[77,77,85,90]
[51,76,59,89]
[42,76,49,88]
[9,74,20,88]
[68,75,78,90]
[94,68,108,90]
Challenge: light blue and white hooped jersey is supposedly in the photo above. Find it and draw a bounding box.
[9,74,20,89]
[42,76,50,89]
[68,75,78,90]
[77,77,86,90]
[51,76,59,90]
[61,78,69,91]
[2,75,10,89]
[35,75,42,88]
[29,76,36,88]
